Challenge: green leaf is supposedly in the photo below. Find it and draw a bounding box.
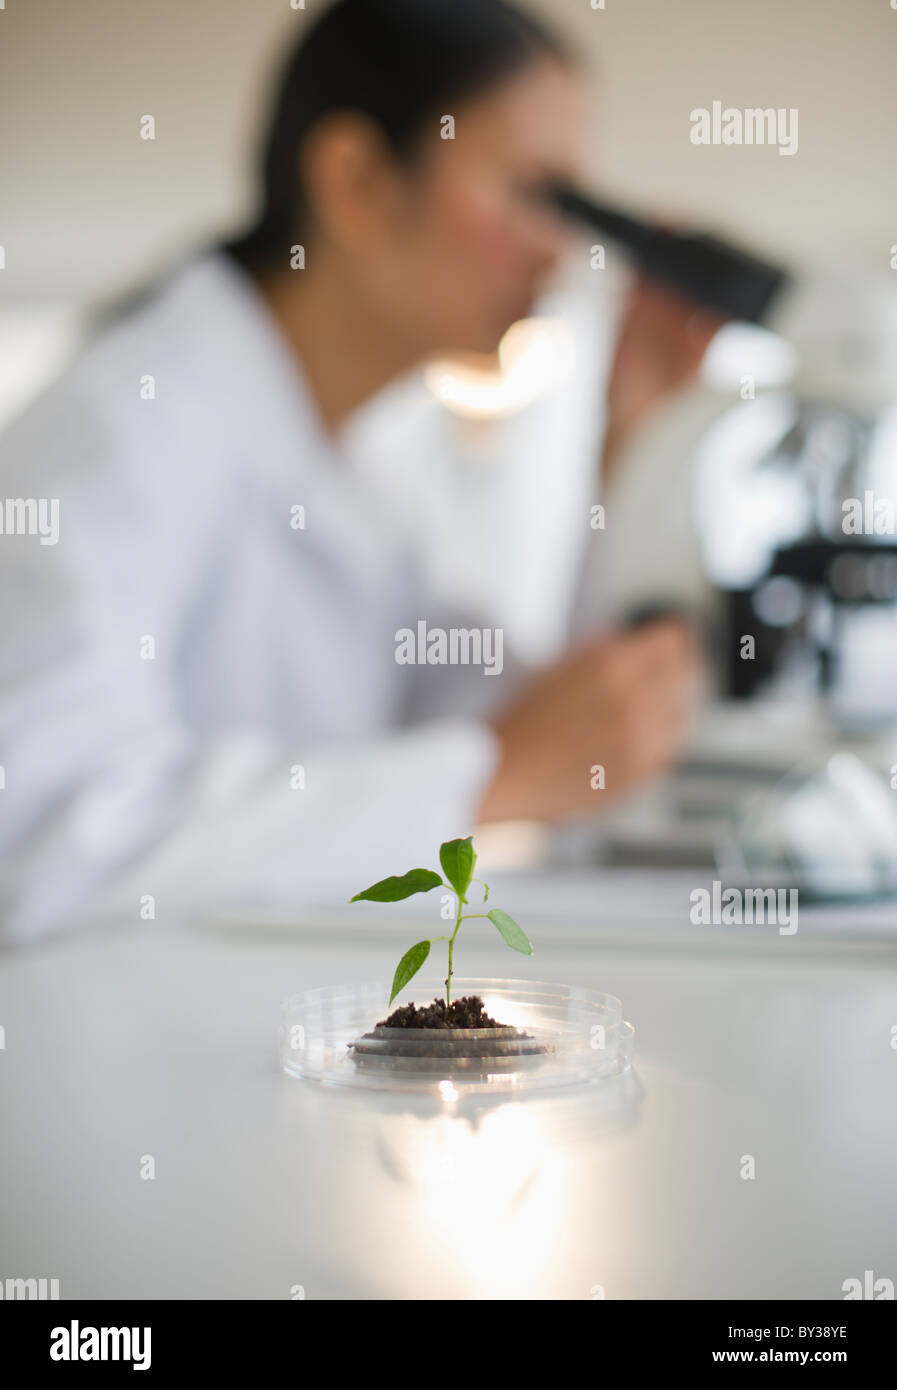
[439,837,476,900]
[487,908,533,956]
[350,869,442,903]
[389,940,431,1005]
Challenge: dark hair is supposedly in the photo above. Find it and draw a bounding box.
[223,0,569,273]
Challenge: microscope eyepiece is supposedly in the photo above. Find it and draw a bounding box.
[549,185,787,324]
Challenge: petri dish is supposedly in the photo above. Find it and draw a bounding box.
[281,977,635,1096]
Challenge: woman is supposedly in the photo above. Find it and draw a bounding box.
[0,0,699,941]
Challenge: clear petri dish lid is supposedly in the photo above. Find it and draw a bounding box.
[716,748,897,900]
[281,978,635,1096]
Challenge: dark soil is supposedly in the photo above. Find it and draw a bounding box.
[377,995,503,1030]
[350,993,548,1069]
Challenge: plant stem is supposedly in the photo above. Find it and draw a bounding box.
[445,891,464,1007]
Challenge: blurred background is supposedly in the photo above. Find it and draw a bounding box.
[2,0,897,890]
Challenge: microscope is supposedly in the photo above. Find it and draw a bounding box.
[553,185,897,735]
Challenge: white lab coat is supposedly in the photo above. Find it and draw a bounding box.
[0,245,520,942]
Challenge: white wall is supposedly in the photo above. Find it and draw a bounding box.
[0,0,894,302]
[2,0,894,658]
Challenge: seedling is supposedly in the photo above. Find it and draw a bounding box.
[350,835,533,1007]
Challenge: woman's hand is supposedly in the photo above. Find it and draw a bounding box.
[477,618,702,825]
[601,275,726,482]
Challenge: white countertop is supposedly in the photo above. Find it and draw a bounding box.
[1,868,896,1300]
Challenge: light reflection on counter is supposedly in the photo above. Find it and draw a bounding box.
[377,1102,569,1299]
